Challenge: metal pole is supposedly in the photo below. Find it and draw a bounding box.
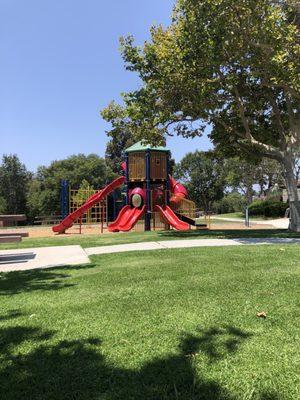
[245,207,249,227]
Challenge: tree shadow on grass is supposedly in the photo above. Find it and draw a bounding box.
[0,322,281,400]
[0,309,24,321]
[179,325,253,363]
[0,263,95,296]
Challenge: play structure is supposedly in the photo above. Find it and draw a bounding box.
[52,142,206,234]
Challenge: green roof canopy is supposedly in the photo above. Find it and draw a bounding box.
[125,141,169,153]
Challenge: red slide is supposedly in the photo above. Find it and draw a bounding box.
[155,205,190,231]
[52,176,125,233]
[108,205,146,232]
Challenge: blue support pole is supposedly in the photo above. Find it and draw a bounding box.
[166,151,171,206]
[125,153,129,205]
[60,180,69,219]
[145,149,151,231]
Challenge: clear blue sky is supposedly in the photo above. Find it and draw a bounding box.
[0,0,212,172]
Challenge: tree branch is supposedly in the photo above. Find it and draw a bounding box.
[233,86,284,161]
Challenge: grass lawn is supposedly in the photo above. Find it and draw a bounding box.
[0,245,299,399]
[1,228,300,251]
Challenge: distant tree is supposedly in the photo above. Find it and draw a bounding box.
[224,157,284,203]
[254,158,284,197]
[72,179,93,208]
[0,154,31,214]
[0,196,7,214]
[101,102,136,173]
[26,179,45,222]
[174,151,225,211]
[224,159,257,204]
[27,154,114,217]
[212,192,247,214]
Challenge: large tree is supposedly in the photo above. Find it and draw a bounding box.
[0,154,31,214]
[102,0,300,230]
[101,102,136,173]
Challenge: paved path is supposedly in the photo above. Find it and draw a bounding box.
[85,237,300,256]
[1,238,299,272]
[214,217,289,229]
[0,246,90,272]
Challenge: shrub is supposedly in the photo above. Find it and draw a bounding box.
[212,192,247,214]
[248,199,287,218]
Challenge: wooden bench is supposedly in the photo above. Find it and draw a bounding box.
[0,232,29,238]
[0,236,22,243]
[0,215,26,227]
[0,216,28,243]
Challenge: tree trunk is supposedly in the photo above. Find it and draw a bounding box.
[283,155,300,232]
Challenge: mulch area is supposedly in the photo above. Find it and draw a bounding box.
[0,221,275,239]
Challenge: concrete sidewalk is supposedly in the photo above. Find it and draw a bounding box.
[85,237,300,256]
[1,238,299,272]
[214,217,289,229]
[0,245,90,272]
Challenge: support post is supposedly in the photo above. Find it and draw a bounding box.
[145,149,151,231]
[166,151,171,206]
[112,190,117,221]
[60,180,69,219]
[245,207,250,227]
[125,153,129,205]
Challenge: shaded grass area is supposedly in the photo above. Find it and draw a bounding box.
[0,245,299,399]
[1,228,300,251]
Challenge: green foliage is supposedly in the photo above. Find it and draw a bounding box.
[0,154,31,214]
[213,192,247,214]
[71,180,94,208]
[224,158,257,203]
[0,196,7,214]
[27,154,114,217]
[174,151,225,211]
[248,199,288,217]
[101,102,136,173]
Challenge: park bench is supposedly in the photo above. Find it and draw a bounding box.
[0,214,26,227]
[0,235,22,243]
[0,215,28,243]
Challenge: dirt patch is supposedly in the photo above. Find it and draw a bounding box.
[0,221,276,239]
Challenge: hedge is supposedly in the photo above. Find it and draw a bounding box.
[248,199,287,218]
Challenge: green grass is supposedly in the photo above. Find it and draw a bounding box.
[1,228,300,251]
[0,245,299,399]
